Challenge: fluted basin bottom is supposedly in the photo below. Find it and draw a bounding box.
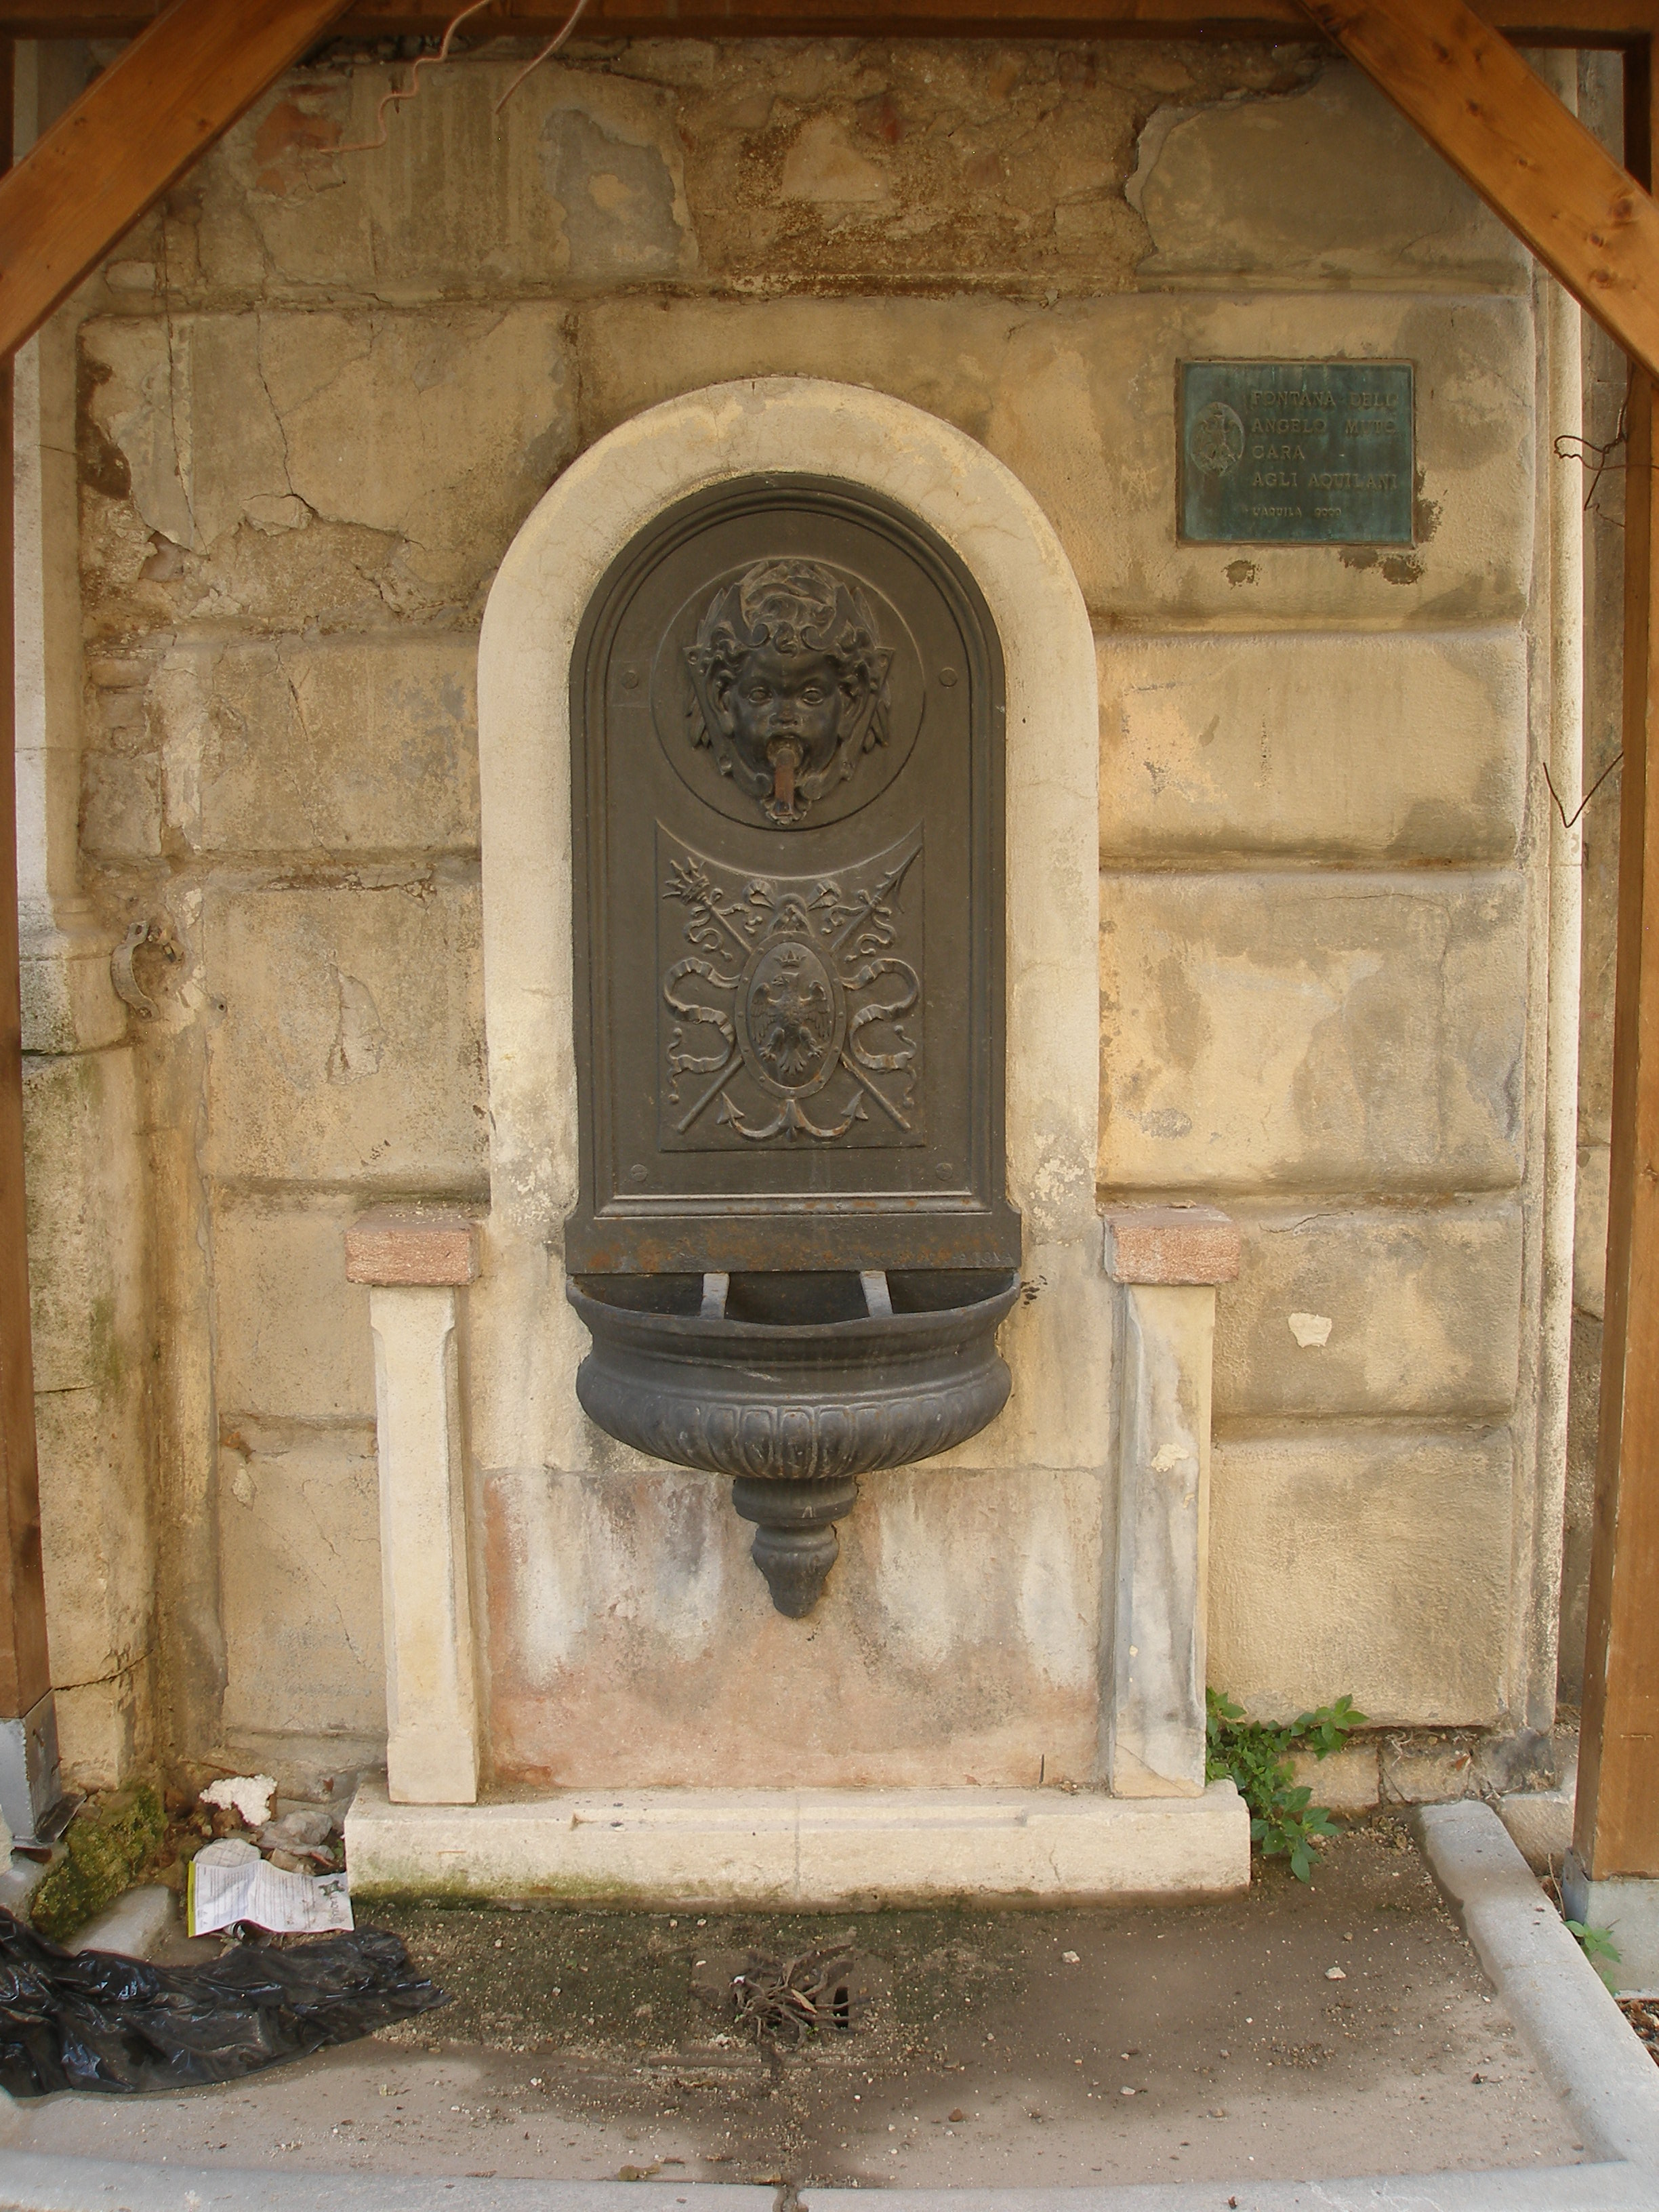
[567,1269,1019,1615]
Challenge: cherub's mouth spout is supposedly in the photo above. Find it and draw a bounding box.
[767,738,805,813]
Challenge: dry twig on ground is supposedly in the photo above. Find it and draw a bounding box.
[731,1948,859,2050]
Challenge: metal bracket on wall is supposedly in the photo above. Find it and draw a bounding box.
[110,920,179,1020]
[0,1693,74,1851]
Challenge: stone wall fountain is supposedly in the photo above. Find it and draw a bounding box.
[565,476,1022,1614]
[344,381,1246,1900]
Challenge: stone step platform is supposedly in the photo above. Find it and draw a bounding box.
[344,1776,1248,1908]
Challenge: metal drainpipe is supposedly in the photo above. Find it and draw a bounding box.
[1534,50,1585,1730]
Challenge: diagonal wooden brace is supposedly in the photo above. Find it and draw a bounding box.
[1300,0,1659,385]
[0,0,351,361]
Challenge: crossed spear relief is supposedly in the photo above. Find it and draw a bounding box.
[659,832,924,1145]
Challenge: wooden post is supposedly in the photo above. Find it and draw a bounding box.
[0,30,54,1803]
[1572,37,1659,1896]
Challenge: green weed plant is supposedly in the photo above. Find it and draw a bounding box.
[1565,1917,1622,1986]
[1206,1690,1368,1881]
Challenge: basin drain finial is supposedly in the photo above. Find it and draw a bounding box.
[731,1473,859,1618]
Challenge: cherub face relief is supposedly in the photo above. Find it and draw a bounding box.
[685,560,893,826]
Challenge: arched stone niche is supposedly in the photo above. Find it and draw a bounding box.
[455,379,1171,1799]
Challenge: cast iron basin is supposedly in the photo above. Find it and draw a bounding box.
[567,1268,1019,1616]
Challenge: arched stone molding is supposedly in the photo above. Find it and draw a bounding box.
[442,373,1235,1817]
[478,378,1098,1257]
[473,378,1103,1477]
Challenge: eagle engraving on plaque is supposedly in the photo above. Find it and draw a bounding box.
[682,558,895,827]
[658,826,924,1147]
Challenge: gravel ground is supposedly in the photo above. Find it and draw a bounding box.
[5,1815,1586,2189]
[1622,2000,1659,2067]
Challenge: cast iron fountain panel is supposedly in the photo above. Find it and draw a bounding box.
[564,476,1019,1614]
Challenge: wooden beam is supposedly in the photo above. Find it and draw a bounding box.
[1576,375,1659,1878]
[0,0,1651,41]
[363,0,1317,30]
[1298,0,1659,384]
[1574,47,1659,1885]
[0,33,49,1732]
[0,0,350,363]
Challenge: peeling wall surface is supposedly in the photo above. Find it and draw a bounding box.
[20,29,1579,1794]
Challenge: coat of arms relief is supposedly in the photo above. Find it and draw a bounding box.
[657,830,924,1149]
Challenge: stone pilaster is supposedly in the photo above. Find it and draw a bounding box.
[1103,1206,1240,1798]
[347,1210,481,1806]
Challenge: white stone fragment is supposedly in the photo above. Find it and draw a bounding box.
[192,1836,261,1867]
[68,1883,176,1958]
[262,1807,334,1849]
[1288,1311,1333,1348]
[199,1775,276,1826]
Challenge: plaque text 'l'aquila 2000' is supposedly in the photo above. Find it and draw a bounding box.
[1180,360,1415,547]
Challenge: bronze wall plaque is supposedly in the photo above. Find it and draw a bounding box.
[567,475,1021,1275]
[1179,360,1414,546]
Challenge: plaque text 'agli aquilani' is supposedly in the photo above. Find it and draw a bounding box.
[1179,360,1414,546]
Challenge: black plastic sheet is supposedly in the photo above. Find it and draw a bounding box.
[0,1908,447,2096]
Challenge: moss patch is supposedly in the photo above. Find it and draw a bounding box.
[29,1783,165,1944]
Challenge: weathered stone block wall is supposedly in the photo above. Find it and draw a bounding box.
[54,32,1556,1782]
[14,41,161,1794]
[23,1044,155,1779]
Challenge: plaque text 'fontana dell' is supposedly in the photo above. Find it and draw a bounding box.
[1179,361,1414,547]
